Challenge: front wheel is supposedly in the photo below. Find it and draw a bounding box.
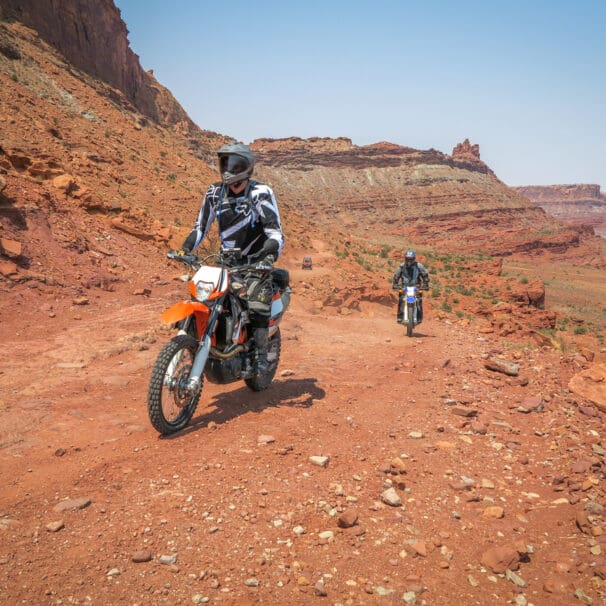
[406,304,414,337]
[245,328,281,392]
[147,335,201,435]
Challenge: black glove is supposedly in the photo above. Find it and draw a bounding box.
[421,283,429,291]
[392,284,399,290]
[248,239,279,263]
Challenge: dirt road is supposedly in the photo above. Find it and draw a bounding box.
[0,278,604,605]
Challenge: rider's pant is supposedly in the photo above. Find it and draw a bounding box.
[246,274,273,356]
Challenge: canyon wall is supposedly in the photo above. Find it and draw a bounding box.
[1,0,197,134]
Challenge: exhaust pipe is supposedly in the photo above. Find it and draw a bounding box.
[210,345,245,360]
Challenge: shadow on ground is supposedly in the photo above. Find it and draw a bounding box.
[162,377,325,439]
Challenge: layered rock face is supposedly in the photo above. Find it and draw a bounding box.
[515,185,606,238]
[253,137,583,256]
[1,0,194,132]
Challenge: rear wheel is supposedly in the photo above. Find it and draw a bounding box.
[147,335,201,435]
[406,304,414,337]
[245,328,281,391]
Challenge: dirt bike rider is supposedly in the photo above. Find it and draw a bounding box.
[392,249,430,324]
[174,142,284,375]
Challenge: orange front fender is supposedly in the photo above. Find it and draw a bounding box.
[161,300,209,325]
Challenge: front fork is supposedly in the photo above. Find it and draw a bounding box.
[403,302,416,323]
[186,304,222,393]
[402,300,417,323]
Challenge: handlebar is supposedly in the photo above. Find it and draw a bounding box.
[167,250,201,268]
[167,251,273,274]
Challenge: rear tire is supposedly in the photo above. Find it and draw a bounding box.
[245,328,281,392]
[147,335,201,435]
[406,304,414,337]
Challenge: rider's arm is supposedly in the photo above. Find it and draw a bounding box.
[181,184,219,252]
[392,266,402,288]
[417,262,430,288]
[254,184,284,257]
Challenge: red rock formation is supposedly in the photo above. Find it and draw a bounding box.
[452,138,481,161]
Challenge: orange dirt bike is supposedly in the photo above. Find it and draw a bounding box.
[147,248,291,435]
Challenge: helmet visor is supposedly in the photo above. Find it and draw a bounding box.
[219,154,248,176]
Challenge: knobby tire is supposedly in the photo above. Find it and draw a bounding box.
[147,335,201,435]
[407,304,414,337]
[245,328,281,392]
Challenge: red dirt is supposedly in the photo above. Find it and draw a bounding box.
[1,255,606,605]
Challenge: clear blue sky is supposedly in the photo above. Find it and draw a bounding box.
[115,0,606,187]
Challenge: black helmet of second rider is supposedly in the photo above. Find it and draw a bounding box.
[217,142,255,186]
[404,249,416,267]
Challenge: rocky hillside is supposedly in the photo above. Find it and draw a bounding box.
[0,11,232,295]
[252,138,592,257]
[515,184,606,239]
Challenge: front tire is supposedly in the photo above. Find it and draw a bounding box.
[245,328,281,392]
[147,335,201,435]
[406,304,414,337]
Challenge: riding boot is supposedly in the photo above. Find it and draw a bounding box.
[254,327,270,374]
[417,299,423,324]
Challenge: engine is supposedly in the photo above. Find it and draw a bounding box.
[204,355,244,384]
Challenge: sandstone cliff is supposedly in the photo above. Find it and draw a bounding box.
[1,0,202,137]
[515,184,606,238]
[253,137,585,256]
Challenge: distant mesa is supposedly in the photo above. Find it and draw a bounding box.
[515,184,606,239]
[251,136,597,257]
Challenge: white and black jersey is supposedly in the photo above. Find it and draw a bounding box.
[183,180,284,260]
